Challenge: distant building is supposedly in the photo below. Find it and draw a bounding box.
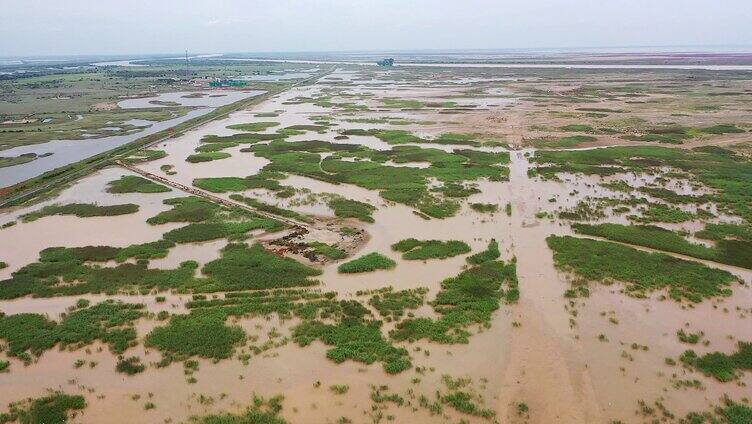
[376,58,394,67]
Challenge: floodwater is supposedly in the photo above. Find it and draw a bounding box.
[1,66,752,423]
[0,90,264,188]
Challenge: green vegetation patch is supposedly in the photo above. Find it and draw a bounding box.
[529,135,596,148]
[546,235,736,302]
[337,252,396,273]
[227,121,280,132]
[683,398,752,424]
[391,238,471,260]
[122,149,167,165]
[162,220,277,243]
[201,243,321,291]
[0,392,86,424]
[193,171,287,193]
[327,197,376,223]
[390,260,518,343]
[194,141,238,152]
[634,203,695,223]
[368,287,427,321]
[186,151,232,163]
[469,203,499,213]
[293,319,411,374]
[147,196,219,224]
[145,310,246,360]
[680,342,752,382]
[532,146,752,222]
[188,394,286,424]
[466,239,501,265]
[0,153,38,169]
[21,203,139,222]
[307,242,347,260]
[229,194,312,223]
[573,223,752,269]
[106,175,170,194]
[560,124,594,133]
[341,129,480,146]
[244,139,509,219]
[0,246,198,299]
[0,301,144,363]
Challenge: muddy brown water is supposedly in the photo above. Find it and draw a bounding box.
[1,67,751,423]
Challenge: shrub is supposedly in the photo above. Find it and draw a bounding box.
[469,203,498,213]
[116,356,146,375]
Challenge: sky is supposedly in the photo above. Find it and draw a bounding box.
[1,0,752,57]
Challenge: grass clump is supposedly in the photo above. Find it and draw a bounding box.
[466,239,501,265]
[144,310,246,361]
[186,151,231,163]
[106,175,170,194]
[328,197,376,223]
[469,203,498,213]
[546,235,736,302]
[680,342,752,382]
[329,384,350,395]
[442,391,495,419]
[0,392,86,424]
[188,394,286,424]
[116,356,146,375]
[368,287,427,321]
[391,238,471,260]
[677,329,703,344]
[21,203,139,222]
[337,253,396,273]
